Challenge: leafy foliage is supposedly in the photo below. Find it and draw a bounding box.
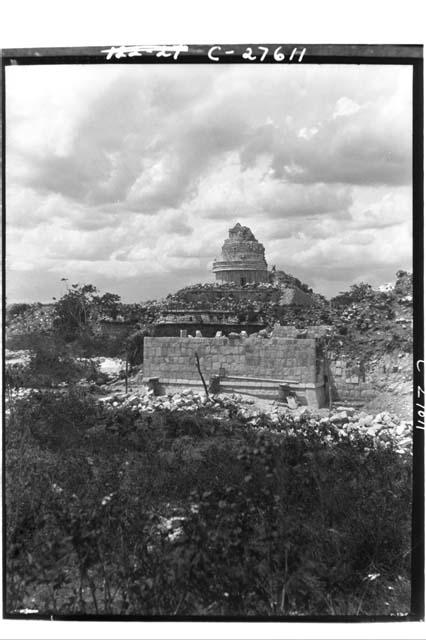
[5,271,413,615]
[5,389,412,616]
[97,292,122,319]
[53,284,100,340]
[126,330,149,366]
[6,335,98,389]
[394,270,412,296]
[6,303,32,322]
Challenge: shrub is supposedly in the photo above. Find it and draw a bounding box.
[5,393,412,616]
[6,388,100,450]
[394,271,412,296]
[52,283,126,343]
[5,335,99,389]
[6,303,32,322]
[172,425,412,615]
[69,332,125,359]
[126,330,148,365]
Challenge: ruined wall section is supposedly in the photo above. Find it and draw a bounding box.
[171,287,282,305]
[278,287,315,306]
[213,223,269,284]
[272,324,333,339]
[270,324,378,404]
[144,336,318,384]
[152,322,265,338]
[99,320,138,338]
[212,269,269,285]
[328,356,376,404]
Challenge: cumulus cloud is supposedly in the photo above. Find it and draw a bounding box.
[333,96,361,118]
[6,63,412,301]
[191,155,353,222]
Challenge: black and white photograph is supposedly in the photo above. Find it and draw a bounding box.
[2,41,423,624]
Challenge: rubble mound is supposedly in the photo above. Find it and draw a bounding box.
[327,280,413,361]
[6,303,55,335]
[92,389,413,456]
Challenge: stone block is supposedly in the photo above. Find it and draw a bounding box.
[298,353,309,367]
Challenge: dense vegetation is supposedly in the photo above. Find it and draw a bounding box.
[7,271,413,366]
[6,382,412,617]
[5,273,413,617]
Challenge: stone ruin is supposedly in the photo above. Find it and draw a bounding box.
[143,328,327,408]
[212,222,269,285]
[144,223,326,404]
[154,222,313,338]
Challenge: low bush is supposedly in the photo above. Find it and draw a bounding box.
[6,303,32,322]
[7,332,49,352]
[173,427,411,615]
[126,330,148,365]
[5,335,98,389]
[69,332,126,359]
[5,390,412,617]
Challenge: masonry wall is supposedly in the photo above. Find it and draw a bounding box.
[99,320,138,338]
[152,322,265,338]
[215,269,269,284]
[173,287,282,304]
[279,287,314,306]
[268,325,379,405]
[272,324,332,339]
[144,335,318,384]
[328,356,376,403]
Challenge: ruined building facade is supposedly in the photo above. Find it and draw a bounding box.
[151,222,313,337]
[212,223,269,285]
[143,222,330,406]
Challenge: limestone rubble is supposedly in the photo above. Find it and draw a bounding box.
[96,389,412,454]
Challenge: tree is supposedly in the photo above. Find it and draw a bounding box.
[394,271,412,296]
[347,282,374,301]
[331,282,374,306]
[126,329,150,366]
[53,283,119,340]
[6,303,31,322]
[97,292,122,320]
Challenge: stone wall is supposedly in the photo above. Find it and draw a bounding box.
[144,335,317,381]
[278,287,314,306]
[99,320,138,338]
[327,355,375,404]
[173,287,282,304]
[271,325,300,338]
[214,269,269,285]
[305,325,333,339]
[152,322,265,338]
[269,325,377,405]
[272,324,332,339]
[143,335,326,406]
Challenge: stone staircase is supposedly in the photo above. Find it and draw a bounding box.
[220,375,299,400]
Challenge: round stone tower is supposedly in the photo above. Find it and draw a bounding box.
[212,222,268,285]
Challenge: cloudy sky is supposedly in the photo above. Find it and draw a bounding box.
[6,63,412,302]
